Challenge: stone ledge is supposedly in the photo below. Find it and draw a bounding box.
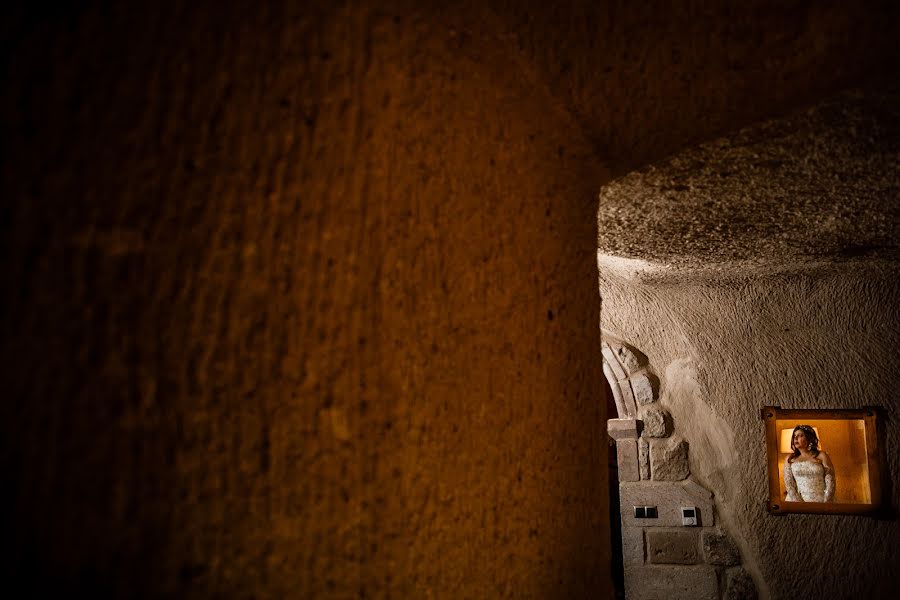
[608,418,642,440]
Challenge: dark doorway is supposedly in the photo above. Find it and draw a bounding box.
[605,376,625,599]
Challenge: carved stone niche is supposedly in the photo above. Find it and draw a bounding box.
[762,406,885,516]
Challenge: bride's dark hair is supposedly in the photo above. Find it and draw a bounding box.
[788,424,820,463]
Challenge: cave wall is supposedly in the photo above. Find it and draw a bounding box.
[2,1,899,597]
[599,266,900,598]
[597,84,900,598]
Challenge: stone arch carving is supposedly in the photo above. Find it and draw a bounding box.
[601,330,658,419]
[602,330,757,600]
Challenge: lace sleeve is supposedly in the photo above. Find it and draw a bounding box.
[784,461,800,501]
[824,466,835,502]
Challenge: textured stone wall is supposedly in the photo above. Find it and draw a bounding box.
[2,1,899,598]
[598,87,900,598]
[604,336,756,600]
[600,268,900,599]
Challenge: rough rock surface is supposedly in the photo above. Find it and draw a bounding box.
[598,87,900,272]
[650,438,690,481]
[631,372,657,406]
[641,407,670,438]
[725,567,759,600]
[702,529,740,566]
[3,0,900,598]
[599,86,900,599]
[639,439,651,480]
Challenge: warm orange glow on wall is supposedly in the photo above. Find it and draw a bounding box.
[779,427,820,453]
[776,419,870,504]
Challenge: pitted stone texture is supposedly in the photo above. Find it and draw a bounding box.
[620,479,714,528]
[650,438,690,480]
[598,88,900,270]
[724,567,758,600]
[646,529,700,565]
[597,85,900,600]
[702,529,740,566]
[608,418,642,440]
[621,525,645,566]
[7,0,900,597]
[631,372,656,405]
[624,565,718,600]
[639,439,650,480]
[617,439,640,482]
[641,407,670,437]
[616,344,642,373]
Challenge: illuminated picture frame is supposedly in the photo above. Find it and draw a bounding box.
[761,406,884,515]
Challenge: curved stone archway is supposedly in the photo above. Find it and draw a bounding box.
[602,331,756,600]
[602,332,658,420]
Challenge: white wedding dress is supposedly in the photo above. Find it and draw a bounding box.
[784,459,835,502]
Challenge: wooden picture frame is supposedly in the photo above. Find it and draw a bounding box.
[761,406,884,515]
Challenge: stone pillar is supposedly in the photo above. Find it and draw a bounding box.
[608,418,643,481]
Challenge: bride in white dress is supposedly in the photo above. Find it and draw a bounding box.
[784,425,835,502]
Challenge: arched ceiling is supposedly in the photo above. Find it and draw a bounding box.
[597,84,900,277]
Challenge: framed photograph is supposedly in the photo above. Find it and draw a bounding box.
[761,406,884,515]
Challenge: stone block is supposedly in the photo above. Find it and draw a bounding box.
[650,438,690,481]
[724,567,758,600]
[641,407,670,438]
[617,439,640,482]
[646,529,699,564]
[624,565,718,600]
[631,372,656,405]
[621,524,645,566]
[608,418,642,440]
[620,479,714,527]
[702,529,740,566]
[639,439,650,480]
[616,344,642,373]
